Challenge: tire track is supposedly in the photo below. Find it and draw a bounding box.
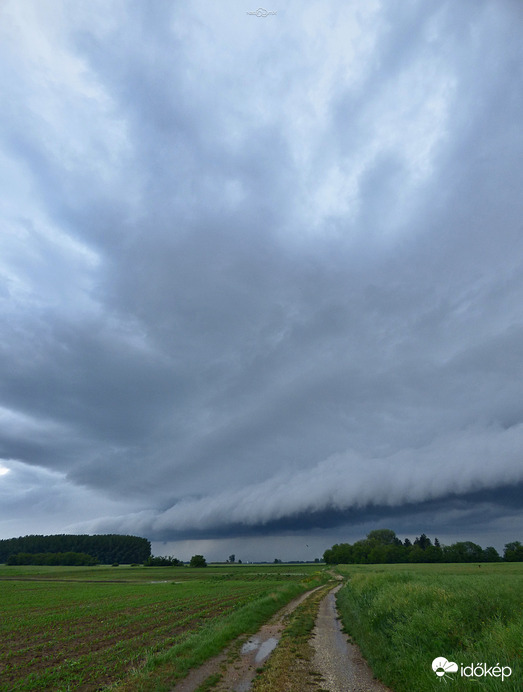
[311,584,392,691]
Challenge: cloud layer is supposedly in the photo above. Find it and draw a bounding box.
[1,0,523,557]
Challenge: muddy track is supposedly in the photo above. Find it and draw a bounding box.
[171,586,324,692]
[171,581,392,692]
[311,584,392,691]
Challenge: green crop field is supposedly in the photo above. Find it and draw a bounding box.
[335,562,523,692]
[0,563,325,691]
[3,561,522,691]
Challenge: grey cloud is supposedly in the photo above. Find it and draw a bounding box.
[1,0,522,556]
[77,423,523,540]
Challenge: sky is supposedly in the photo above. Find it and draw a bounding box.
[1,0,523,562]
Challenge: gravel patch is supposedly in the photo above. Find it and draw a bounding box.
[311,585,392,692]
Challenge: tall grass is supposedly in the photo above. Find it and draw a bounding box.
[336,563,523,691]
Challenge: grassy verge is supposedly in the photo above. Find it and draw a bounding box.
[335,563,523,692]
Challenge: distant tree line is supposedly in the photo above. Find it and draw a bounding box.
[7,552,100,566]
[144,555,183,566]
[0,534,151,565]
[141,554,207,567]
[323,529,523,564]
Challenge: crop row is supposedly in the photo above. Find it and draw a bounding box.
[0,579,278,690]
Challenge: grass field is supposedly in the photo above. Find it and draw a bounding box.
[336,562,523,692]
[3,561,522,691]
[0,563,325,691]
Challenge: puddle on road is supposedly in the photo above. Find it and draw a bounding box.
[240,637,260,655]
[255,637,278,663]
[240,635,278,664]
[231,634,280,690]
[173,587,322,692]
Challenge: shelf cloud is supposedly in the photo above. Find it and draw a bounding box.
[1,0,522,559]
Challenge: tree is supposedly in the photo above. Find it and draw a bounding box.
[228,554,235,563]
[367,529,400,546]
[0,534,151,564]
[323,548,335,564]
[409,545,426,563]
[424,544,443,563]
[323,543,353,564]
[144,555,183,566]
[443,541,484,563]
[190,554,207,568]
[504,541,523,561]
[414,533,432,550]
[386,544,409,563]
[483,546,500,562]
[7,551,99,566]
[322,530,506,565]
[351,540,369,564]
[368,545,388,563]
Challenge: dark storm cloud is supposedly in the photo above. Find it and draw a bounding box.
[1,0,523,554]
[126,482,523,541]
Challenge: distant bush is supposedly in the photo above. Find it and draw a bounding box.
[190,554,207,568]
[144,556,183,567]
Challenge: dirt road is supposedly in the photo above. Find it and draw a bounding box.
[172,581,392,691]
[311,584,392,691]
[171,587,323,692]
